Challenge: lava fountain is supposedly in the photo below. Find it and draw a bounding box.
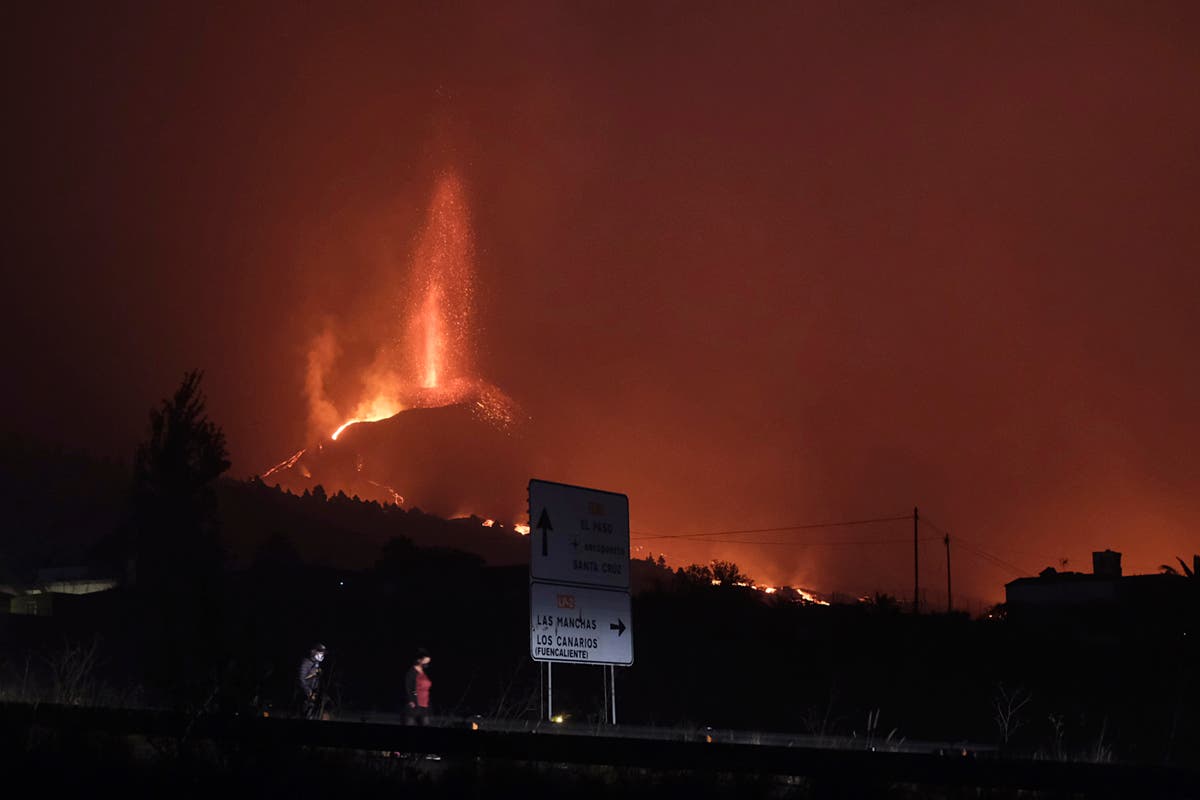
[325,172,481,441]
[261,171,528,520]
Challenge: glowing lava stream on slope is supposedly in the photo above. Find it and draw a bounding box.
[331,405,401,440]
[333,393,408,441]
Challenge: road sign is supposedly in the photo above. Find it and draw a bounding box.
[529,479,630,590]
[530,581,633,665]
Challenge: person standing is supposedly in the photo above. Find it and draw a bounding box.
[404,648,432,725]
[298,643,326,720]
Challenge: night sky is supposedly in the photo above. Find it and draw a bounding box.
[4,2,1199,606]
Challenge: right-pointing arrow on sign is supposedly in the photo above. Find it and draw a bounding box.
[610,618,626,636]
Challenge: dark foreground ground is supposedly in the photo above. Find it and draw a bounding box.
[1,742,1125,800]
[4,704,1196,800]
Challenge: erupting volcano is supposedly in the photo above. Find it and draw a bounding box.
[261,172,533,523]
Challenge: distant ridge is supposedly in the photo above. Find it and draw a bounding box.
[219,476,530,571]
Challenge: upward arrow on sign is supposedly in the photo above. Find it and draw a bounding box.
[536,508,553,557]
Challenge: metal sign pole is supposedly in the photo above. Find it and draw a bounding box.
[601,665,608,724]
[610,665,617,725]
[548,662,553,721]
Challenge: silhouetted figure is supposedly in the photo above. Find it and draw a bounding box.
[404,648,432,725]
[298,643,326,719]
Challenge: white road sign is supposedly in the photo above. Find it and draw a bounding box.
[530,581,633,665]
[528,479,630,590]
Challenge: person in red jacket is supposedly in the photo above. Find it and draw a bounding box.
[404,648,432,725]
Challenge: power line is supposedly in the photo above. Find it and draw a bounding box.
[957,542,1030,578]
[918,515,1033,577]
[654,536,943,547]
[958,541,1031,577]
[916,515,950,538]
[631,514,911,542]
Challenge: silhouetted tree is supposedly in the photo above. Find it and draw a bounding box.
[675,560,753,588]
[129,369,231,706]
[993,683,1032,748]
[132,369,230,587]
[678,563,714,586]
[862,592,902,614]
[1159,555,1198,578]
[710,559,751,586]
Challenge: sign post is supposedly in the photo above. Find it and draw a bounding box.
[528,479,632,721]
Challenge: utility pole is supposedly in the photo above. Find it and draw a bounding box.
[913,506,919,614]
[944,533,952,613]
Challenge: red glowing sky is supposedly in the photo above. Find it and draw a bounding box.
[4,2,1199,606]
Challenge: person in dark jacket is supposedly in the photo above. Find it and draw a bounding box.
[298,643,326,719]
[404,648,432,725]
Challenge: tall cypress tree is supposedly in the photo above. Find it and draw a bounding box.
[130,370,231,706]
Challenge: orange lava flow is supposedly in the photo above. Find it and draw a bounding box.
[262,448,307,478]
[330,421,358,441]
[331,394,406,439]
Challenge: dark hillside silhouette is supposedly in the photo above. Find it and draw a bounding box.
[217,477,529,572]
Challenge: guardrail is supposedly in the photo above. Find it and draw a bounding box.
[2,702,1195,798]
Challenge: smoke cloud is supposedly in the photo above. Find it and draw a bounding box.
[304,324,343,442]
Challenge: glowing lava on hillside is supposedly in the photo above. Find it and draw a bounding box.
[261,172,533,522]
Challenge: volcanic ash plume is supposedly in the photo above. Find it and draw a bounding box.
[304,324,343,441]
